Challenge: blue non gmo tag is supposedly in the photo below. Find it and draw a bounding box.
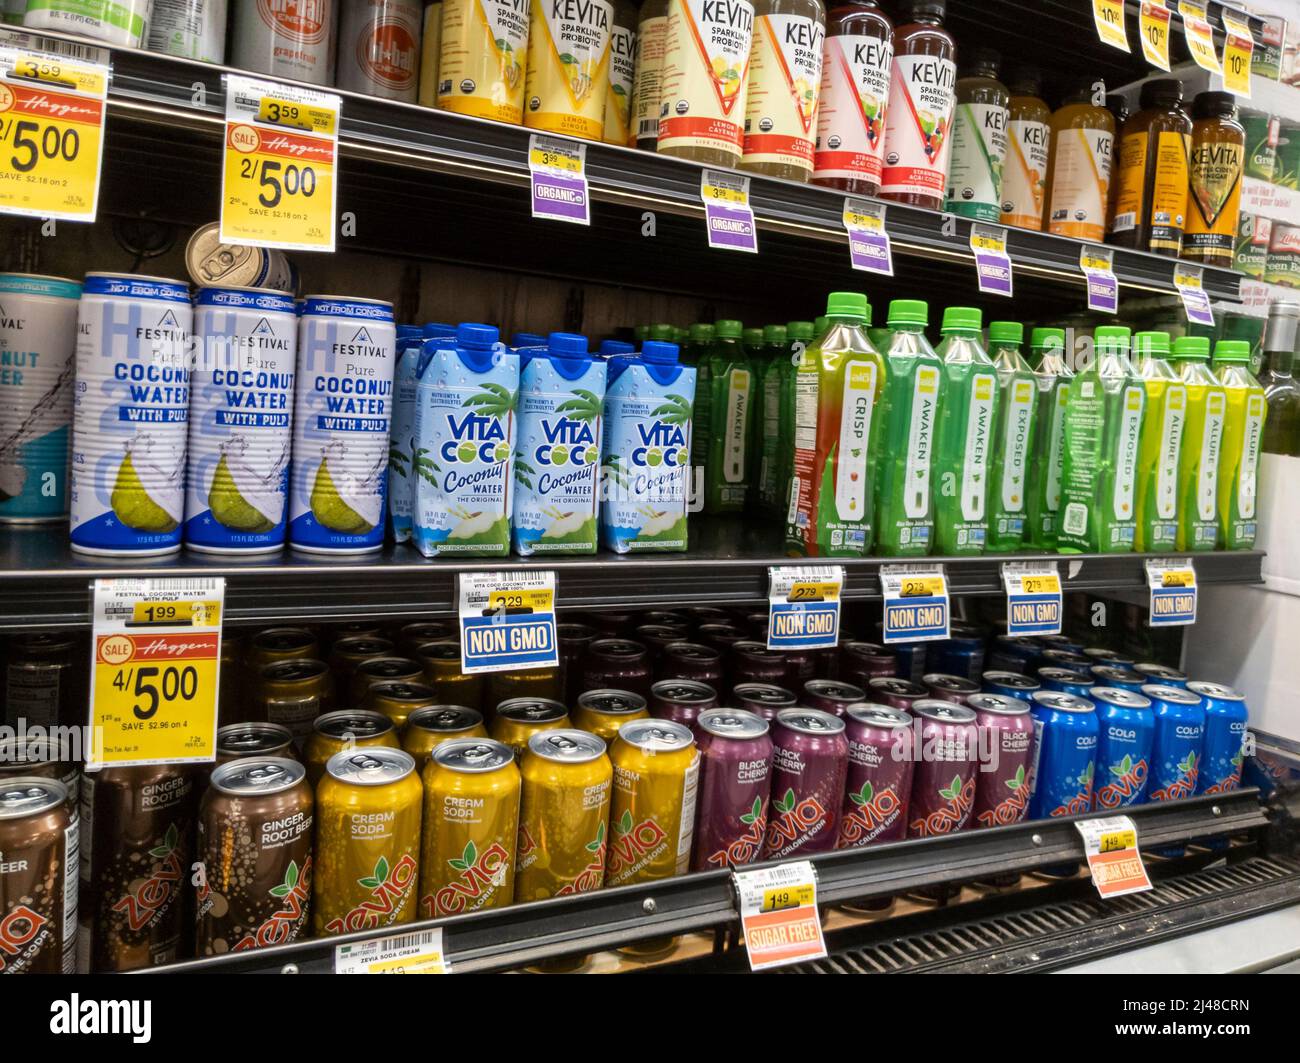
[459,613,559,672]
[1007,593,1062,637]
[882,596,949,643]
[767,602,840,650]
[1149,587,1197,626]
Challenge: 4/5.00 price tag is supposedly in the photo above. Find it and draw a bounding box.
[87,578,225,771]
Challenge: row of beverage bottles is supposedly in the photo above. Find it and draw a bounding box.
[0,604,1250,973]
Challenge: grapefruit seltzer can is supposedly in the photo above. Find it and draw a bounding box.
[606,719,699,887]
[232,0,338,84]
[185,286,297,553]
[907,700,979,838]
[1090,687,1154,810]
[1026,691,1098,818]
[838,704,913,847]
[1190,682,1249,795]
[763,708,848,859]
[0,274,80,523]
[418,738,520,918]
[290,296,397,553]
[312,748,422,937]
[968,693,1034,828]
[337,0,423,102]
[515,730,612,901]
[1142,684,1206,803]
[70,274,193,556]
[692,709,773,871]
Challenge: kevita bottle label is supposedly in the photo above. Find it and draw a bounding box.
[880,52,956,199]
[743,13,824,173]
[947,102,1008,221]
[525,0,615,141]
[1048,128,1113,242]
[1001,117,1049,229]
[814,33,892,184]
[604,17,636,144]
[658,0,755,158]
[438,0,531,124]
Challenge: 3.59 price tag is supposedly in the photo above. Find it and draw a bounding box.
[733,860,826,971]
[1146,558,1198,626]
[220,74,340,251]
[767,564,844,650]
[87,578,225,770]
[880,564,950,643]
[458,571,558,675]
[0,32,108,222]
[1003,561,1063,637]
[1075,816,1153,898]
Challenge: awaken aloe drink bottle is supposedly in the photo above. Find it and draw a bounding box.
[752,324,787,513]
[699,319,755,513]
[1024,327,1073,550]
[1169,336,1226,551]
[1059,325,1146,554]
[874,299,943,556]
[933,306,998,555]
[1212,339,1267,550]
[785,292,884,556]
[1132,331,1187,553]
[985,320,1036,552]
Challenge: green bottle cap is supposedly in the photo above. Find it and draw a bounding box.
[675,327,689,344]
[825,291,868,321]
[814,316,828,334]
[1030,327,1065,351]
[1094,325,1131,351]
[649,323,675,342]
[787,320,814,341]
[988,321,1023,345]
[742,327,763,347]
[634,325,649,342]
[764,324,787,344]
[689,322,714,341]
[887,299,928,327]
[1132,330,1171,357]
[715,319,743,340]
[941,306,982,333]
[1213,339,1252,364]
[1171,335,1211,361]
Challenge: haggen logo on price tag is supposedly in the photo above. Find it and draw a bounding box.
[970,223,1012,297]
[528,134,589,225]
[1145,559,1197,626]
[1002,561,1063,637]
[701,168,757,253]
[458,571,559,674]
[767,565,844,650]
[879,565,949,643]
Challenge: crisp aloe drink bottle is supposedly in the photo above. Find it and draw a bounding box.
[933,307,999,555]
[699,319,755,513]
[1024,327,1074,550]
[753,324,787,513]
[1170,336,1226,552]
[874,299,943,556]
[985,321,1037,552]
[1133,331,1187,553]
[1059,325,1146,553]
[1212,339,1267,550]
[785,292,884,557]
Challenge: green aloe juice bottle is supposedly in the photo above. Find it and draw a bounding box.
[1212,339,1267,549]
[1024,327,1074,550]
[1133,331,1187,553]
[986,320,1037,552]
[1169,335,1226,551]
[698,319,754,513]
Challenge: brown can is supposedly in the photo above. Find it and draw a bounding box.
[0,778,76,973]
[79,764,196,972]
[0,735,80,808]
[253,658,335,745]
[304,710,401,788]
[195,758,313,956]
[203,722,297,791]
[246,627,319,676]
[350,656,424,708]
[4,632,83,730]
[414,640,484,712]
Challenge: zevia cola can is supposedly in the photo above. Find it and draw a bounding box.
[1191,682,1249,795]
[290,296,397,554]
[70,274,193,557]
[418,739,520,918]
[0,778,76,973]
[691,709,773,872]
[838,704,913,847]
[763,709,848,860]
[969,693,1034,828]
[195,757,314,955]
[1143,684,1206,802]
[907,701,979,838]
[1027,691,1098,819]
[1090,687,1154,810]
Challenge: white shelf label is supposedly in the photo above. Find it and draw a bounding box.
[701,169,757,253]
[1080,245,1118,314]
[1075,816,1153,898]
[766,565,844,650]
[1146,558,1198,626]
[335,927,450,974]
[843,197,893,275]
[457,571,558,674]
[732,860,826,971]
[528,134,590,225]
[1002,561,1063,638]
[880,564,950,643]
[970,223,1012,297]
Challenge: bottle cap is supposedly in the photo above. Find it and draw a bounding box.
[689,322,714,341]
[1171,335,1211,361]
[963,47,1001,79]
[814,315,828,334]
[1132,330,1171,357]
[1140,78,1184,109]
[510,331,546,347]
[457,322,499,347]
[905,0,946,19]
[641,340,680,364]
[598,339,634,357]
[1193,91,1238,120]
[715,319,743,340]
[826,291,868,320]
[547,332,588,357]
[648,323,675,342]
[423,321,455,339]
[941,306,982,333]
[743,326,763,347]
[988,321,1023,345]
[1213,339,1252,364]
[1094,325,1131,351]
[787,320,814,341]
[1009,65,1042,96]
[763,324,788,344]
[1031,327,1066,351]
[888,299,928,327]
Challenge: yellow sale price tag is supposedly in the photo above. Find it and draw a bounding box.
[528,144,583,174]
[488,587,553,612]
[363,952,448,974]
[1179,1,1222,73]
[704,182,747,205]
[970,229,1006,253]
[1139,1,1171,70]
[1162,568,1195,588]
[130,599,222,627]
[762,882,815,912]
[257,95,337,134]
[1092,0,1130,51]
[1020,574,1061,595]
[1220,10,1253,98]
[843,205,882,232]
[788,580,839,602]
[901,576,945,598]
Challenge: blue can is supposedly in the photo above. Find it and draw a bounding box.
[1189,682,1249,795]
[1089,666,1146,694]
[1034,648,1092,674]
[1142,685,1206,802]
[874,623,927,683]
[1243,750,1298,799]
[1083,647,1137,668]
[1028,691,1099,819]
[928,625,986,680]
[1134,662,1188,688]
[988,636,1040,674]
[1038,667,1095,700]
[983,670,1041,701]
[1036,634,1084,653]
[1089,688,1155,809]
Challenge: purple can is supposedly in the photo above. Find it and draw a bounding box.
[778,648,817,688]
[691,709,774,872]
[696,623,749,653]
[868,676,928,711]
[635,624,691,661]
[923,673,981,705]
[840,641,899,686]
[838,704,914,847]
[968,693,1034,829]
[640,610,690,628]
[762,709,849,860]
[683,606,731,627]
[731,682,797,721]
[557,622,598,704]
[580,638,652,697]
[729,641,790,693]
[742,611,770,639]
[649,679,718,739]
[658,642,724,690]
[802,678,866,717]
[907,700,979,838]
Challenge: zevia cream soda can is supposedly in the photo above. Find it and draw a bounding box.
[184,286,297,554]
[437,0,531,124]
[289,296,397,554]
[524,0,615,142]
[70,274,193,557]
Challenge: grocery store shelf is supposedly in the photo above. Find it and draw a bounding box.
[0,520,1264,629]
[148,789,1268,975]
[1120,60,1300,122]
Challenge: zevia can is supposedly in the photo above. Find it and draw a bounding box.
[1190,682,1249,795]
[907,700,979,838]
[1090,687,1154,809]
[1143,684,1206,803]
[22,0,152,45]
[338,0,423,102]
[233,0,338,85]
[968,693,1034,828]
[290,296,397,553]
[691,709,773,872]
[1026,690,1098,819]
[148,0,229,62]
[0,274,81,523]
[70,274,193,557]
[838,703,913,847]
[763,708,848,859]
[0,778,77,974]
[185,286,297,554]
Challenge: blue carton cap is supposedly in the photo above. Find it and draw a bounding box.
[641,340,679,364]
[423,321,455,338]
[511,331,547,347]
[397,324,422,342]
[458,322,499,347]
[599,339,635,357]
[548,331,589,357]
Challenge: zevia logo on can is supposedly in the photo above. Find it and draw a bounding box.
[837,781,903,844]
[1049,761,1095,816]
[909,774,974,836]
[323,853,417,934]
[606,809,669,879]
[0,906,49,973]
[110,823,185,933]
[703,796,766,868]
[427,839,511,916]
[764,787,828,852]
[234,857,313,950]
[974,764,1029,827]
[1149,751,1199,801]
[555,821,607,895]
[1093,754,1149,809]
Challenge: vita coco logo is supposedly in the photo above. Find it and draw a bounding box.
[975,764,1029,827]
[324,853,417,933]
[443,411,510,464]
[1093,754,1149,809]
[705,796,766,868]
[112,823,184,933]
[838,780,903,844]
[1150,751,1199,801]
[429,840,511,915]
[556,821,608,895]
[764,787,829,855]
[1049,761,1095,816]
[909,774,975,836]
[607,809,669,880]
[535,413,599,468]
[0,904,49,973]
[233,857,312,950]
[633,417,690,467]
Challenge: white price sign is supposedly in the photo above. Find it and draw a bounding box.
[335,928,450,974]
[732,860,826,971]
[1075,816,1153,898]
[457,571,558,674]
[880,564,950,643]
[1002,562,1063,637]
[766,564,844,650]
[1145,559,1197,626]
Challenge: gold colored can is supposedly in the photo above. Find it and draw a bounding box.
[365,680,441,729]
[515,729,612,902]
[349,656,424,708]
[324,622,384,649]
[219,628,247,724]
[303,710,401,788]
[487,667,563,704]
[246,627,319,676]
[253,659,334,746]
[606,719,698,888]
[414,640,484,712]
[329,636,395,705]
[490,698,570,759]
[398,620,458,656]
[402,706,487,767]
[418,739,520,919]
[571,689,649,743]
[312,747,423,938]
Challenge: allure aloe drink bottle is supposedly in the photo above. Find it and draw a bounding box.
[1212,339,1266,549]
[985,321,1037,552]
[1132,331,1187,553]
[1169,335,1226,551]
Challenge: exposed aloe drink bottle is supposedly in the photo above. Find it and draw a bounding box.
[874,299,942,556]
[933,307,998,555]
[1212,339,1267,550]
[1169,335,1226,551]
[753,323,787,513]
[412,323,520,557]
[985,321,1036,552]
[512,332,607,556]
[389,324,426,544]
[1058,325,1146,553]
[1024,327,1074,550]
[699,319,755,513]
[1132,331,1187,553]
[786,292,883,556]
[776,320,814,515]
